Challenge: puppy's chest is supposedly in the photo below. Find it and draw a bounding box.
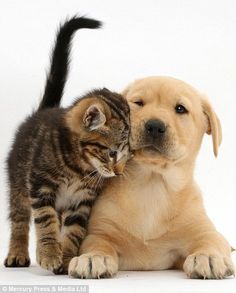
[55,176,94,211]
[125,180,170,241]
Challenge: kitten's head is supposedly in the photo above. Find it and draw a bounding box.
[66,88,130,177]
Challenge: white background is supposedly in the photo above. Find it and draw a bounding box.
[0,0,236,292]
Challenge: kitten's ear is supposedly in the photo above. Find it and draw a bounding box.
[83,105,106,130]
[202,98,222,157]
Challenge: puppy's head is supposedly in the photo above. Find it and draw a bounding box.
[123,76,222,166]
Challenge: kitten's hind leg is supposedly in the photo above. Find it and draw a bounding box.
[4,189,31,267]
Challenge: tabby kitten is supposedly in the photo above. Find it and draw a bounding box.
[4,16,130,274]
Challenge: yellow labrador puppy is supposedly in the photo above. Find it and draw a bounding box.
[68,76,235,279]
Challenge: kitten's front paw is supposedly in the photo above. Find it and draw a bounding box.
[68,254,118,279]
[183,253,235,279]
[39,255,63,274]
[37,243,63,273]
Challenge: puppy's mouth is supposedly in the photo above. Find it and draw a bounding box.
[133,143,186,163]
[134,143,166,155]
[143,145,162,153]
[132,138,176,158]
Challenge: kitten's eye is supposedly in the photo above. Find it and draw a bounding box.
[133,100,144,107]
[109,150,117,159]
[175,104,188,114]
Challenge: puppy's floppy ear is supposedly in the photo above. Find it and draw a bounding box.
[202,98,222,157]
[83,104,106,130]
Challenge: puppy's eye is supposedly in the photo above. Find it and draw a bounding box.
[175,104,188,114]
[133,101,144,107]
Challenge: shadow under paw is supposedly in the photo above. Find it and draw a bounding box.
[53,265,68,275]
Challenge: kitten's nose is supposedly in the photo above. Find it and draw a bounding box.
[145,119,166,138]
[114,160,126,176]
[114,171,122,176]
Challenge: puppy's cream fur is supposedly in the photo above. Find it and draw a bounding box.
[69,76,234,279]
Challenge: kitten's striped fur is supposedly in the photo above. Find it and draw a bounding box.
[4,16,130,274]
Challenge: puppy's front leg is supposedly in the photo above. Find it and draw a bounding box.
[183,229,235,279]
[68,234,118,279]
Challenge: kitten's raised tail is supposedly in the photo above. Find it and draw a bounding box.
[38,16,102,111]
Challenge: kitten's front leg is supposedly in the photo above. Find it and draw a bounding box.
[31,189,63,274]
[60,198,95,273]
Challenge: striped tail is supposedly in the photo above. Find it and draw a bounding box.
[38,16,102,111]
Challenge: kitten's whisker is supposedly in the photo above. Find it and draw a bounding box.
[81,170,97,182]
[83,176,95,187]
[84,173,99,188]
[95,174,103,191]
[90,177,99,189]
[82,171,98,186]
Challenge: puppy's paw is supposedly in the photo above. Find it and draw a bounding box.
[183,253,235,279]
[4,253,30,267]
[68,254,118,279]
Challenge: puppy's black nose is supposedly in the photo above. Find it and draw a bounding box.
[145,119,166,136]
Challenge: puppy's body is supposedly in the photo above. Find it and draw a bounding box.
[69,76,234,279]
[83,163,222,271]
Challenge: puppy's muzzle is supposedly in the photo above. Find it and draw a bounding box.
[145,119,166,141]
